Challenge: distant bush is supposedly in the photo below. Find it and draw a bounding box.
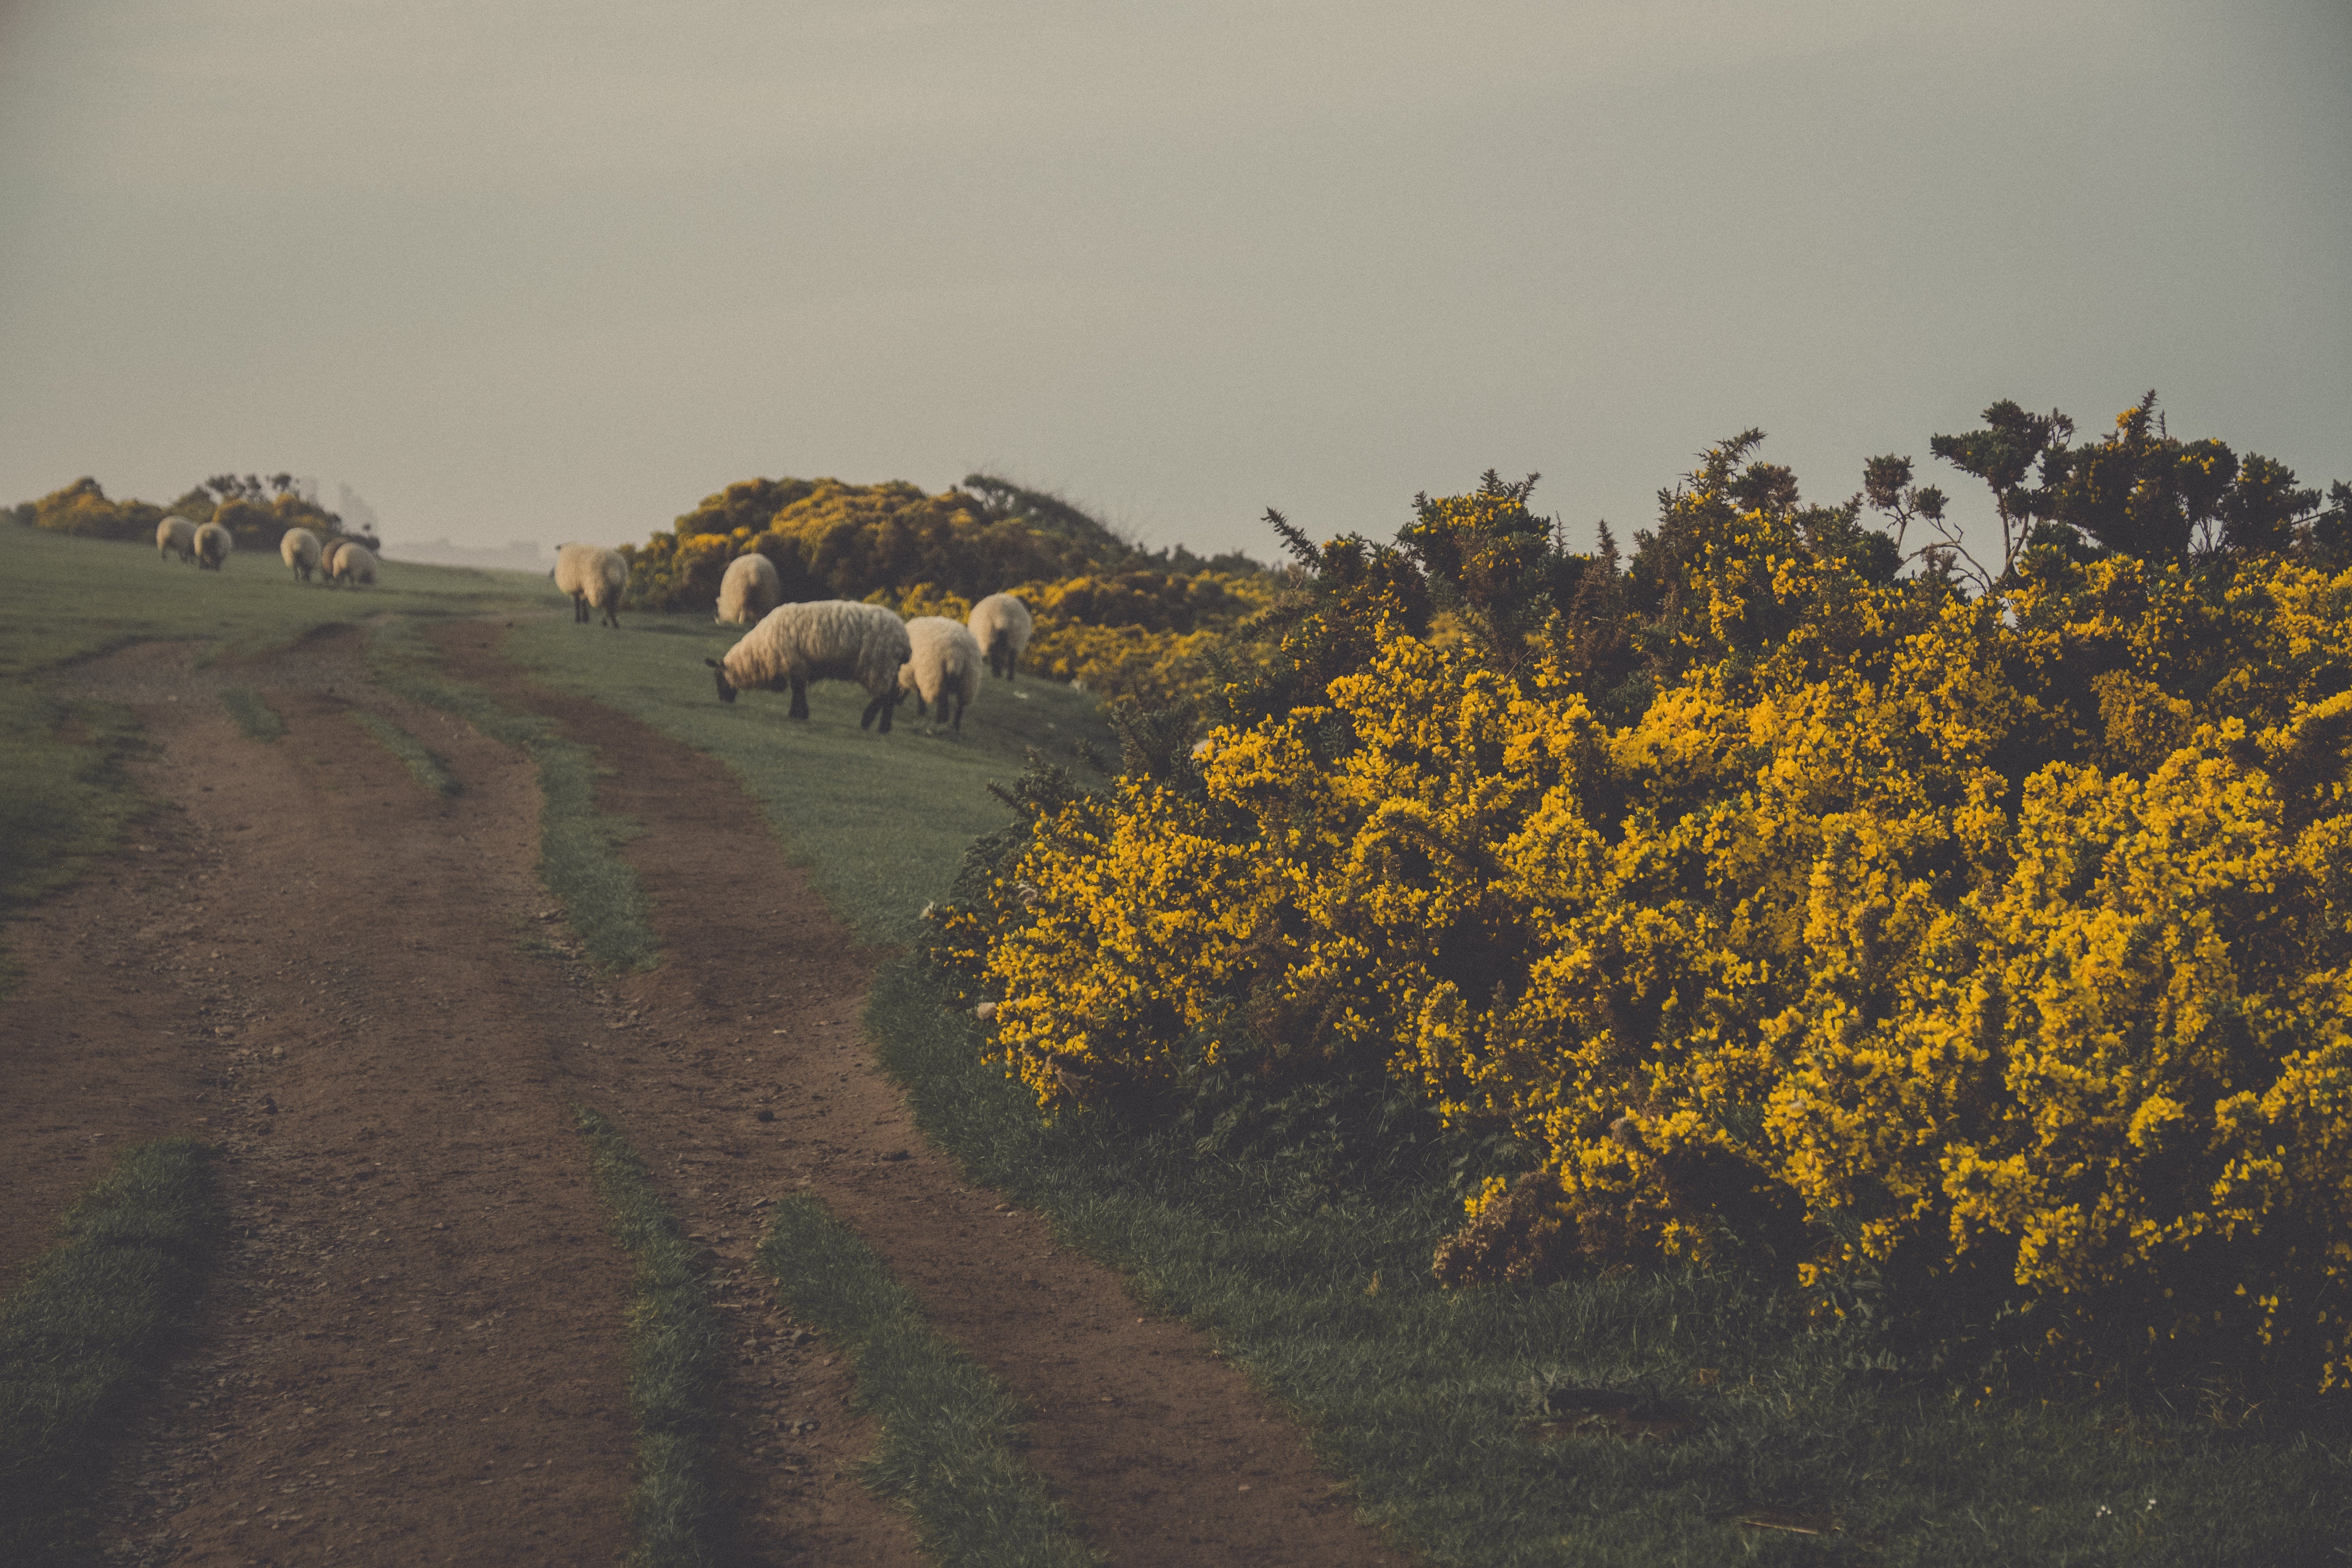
[9,473,366,560]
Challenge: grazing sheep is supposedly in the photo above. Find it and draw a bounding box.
[193,521,233,571]
[555,543,629,628]
[326,541,377,587]
[705,600,911,732]
[281,528,323,582]
[156,517,198,564]
[898,616,983,734]
[968,592,1033,679]
[716,552,782,625]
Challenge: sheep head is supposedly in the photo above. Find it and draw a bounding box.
[704,658,738,703]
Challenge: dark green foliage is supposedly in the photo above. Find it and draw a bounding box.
[572,1107,726,1568]
[0,1139,225,1567]
[755,1193,1097,1567]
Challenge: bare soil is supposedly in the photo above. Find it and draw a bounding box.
[1,620,1406,1565]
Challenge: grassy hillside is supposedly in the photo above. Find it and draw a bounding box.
[503,612,1114,943]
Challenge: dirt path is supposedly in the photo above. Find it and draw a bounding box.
[437,621,1404,1568]
[6,620,1404,1566]
[8,631,913,1566]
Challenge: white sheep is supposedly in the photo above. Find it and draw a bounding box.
[156,517,198,564]
[968,592,1033,679]
[281,528,323,582]
[326,541,377,587]
[705,600,912,732]
[716,552,782,625]
[555,543,630,628]
[193,521,233,571]
[898,616,983,734]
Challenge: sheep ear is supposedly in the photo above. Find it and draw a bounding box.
[704,658,720,668]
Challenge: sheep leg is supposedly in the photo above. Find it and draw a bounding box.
[950,692,966,732]
[572,593,587,623]
[602,600,620,630]
[879,691,899,733]
[788,677,810,720]
[860,695,882,730]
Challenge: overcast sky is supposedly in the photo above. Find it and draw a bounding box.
[3,0,2346,562]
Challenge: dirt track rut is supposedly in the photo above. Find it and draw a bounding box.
[0,622,1403,1566]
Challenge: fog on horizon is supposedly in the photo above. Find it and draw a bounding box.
[2,0,2346,567]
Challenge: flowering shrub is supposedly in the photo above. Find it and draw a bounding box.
[935,415,2352,1386]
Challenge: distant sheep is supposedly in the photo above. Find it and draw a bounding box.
[193,521,232,571]
[968,592,1032,679]
[555,543,629,629]
[281,528,323,582]
[716,553,782,625]
[156,517,197,564]
[327,541,377,587]
[899,616,982,734]
[706,600,911,732]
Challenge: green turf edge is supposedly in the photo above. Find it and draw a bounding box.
[754,1191,1100,1568]
[0,687,147,997]
[571,1105,728,1568]
[0,1138,226,1568]
[364,617,658,972]
[219,686,286,741]
[346,709,460,795]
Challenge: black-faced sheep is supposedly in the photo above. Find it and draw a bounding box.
[705,600,911,732]
[899,616,982,734]
[717,553,782,625]
[327,541,377,586]
[556,543,629,628]
[281,528,323,582]
[193,520,233,571]
[156,517,198,564]
[968,592,1032,679]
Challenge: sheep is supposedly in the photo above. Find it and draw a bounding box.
[193,520,233,571]
[555,543,629,628]
[898,616,983,734]
[281,528,323,582]
[326,541,377,587]
[156,517,198,564]
[705,600,911,732]
[968,592,1033,679]
[716,552,782,625]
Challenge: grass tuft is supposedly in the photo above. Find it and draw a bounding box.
[0,1138,225,1568]
[755,1192,1098,1567]
[219,686,286,741]
[347,710,459,795]
[367,618,657,971]
[571,1105,727,1568]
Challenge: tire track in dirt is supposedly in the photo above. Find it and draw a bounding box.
[436,619,1409,1568]
[9,631,916,1567]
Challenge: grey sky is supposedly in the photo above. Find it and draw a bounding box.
[4,0,2346,563]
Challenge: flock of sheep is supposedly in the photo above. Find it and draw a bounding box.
[554,542,1032,737]
[154,517,377,586]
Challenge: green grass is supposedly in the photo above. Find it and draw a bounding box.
[505,607,2352,1568]
[572,1106,727,1568]
[0,523,549,682]
[367,617,657,971]
[499,612,1114,943]
[220,686,286,741]
[756,1193,1098,1567]
[0,1138,225,1568]
[0,687,144,992]
[348,709,460,795]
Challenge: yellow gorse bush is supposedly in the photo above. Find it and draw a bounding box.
[966,520,2352,1382]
